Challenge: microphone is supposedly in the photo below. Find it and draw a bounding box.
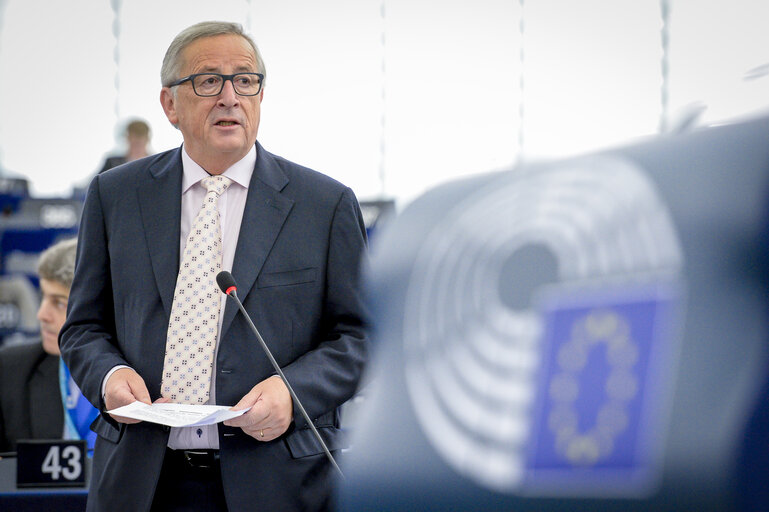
[216,271,344,478]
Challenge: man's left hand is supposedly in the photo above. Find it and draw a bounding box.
[223,375,293,441]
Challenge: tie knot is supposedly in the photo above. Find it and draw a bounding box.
[201,175,232,196]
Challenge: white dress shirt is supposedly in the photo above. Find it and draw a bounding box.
[103,144,255,450]
[168,145,255,449]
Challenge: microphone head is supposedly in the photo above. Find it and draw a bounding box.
[216,271,237,295]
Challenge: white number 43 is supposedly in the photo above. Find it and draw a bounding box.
[41,445,82,480]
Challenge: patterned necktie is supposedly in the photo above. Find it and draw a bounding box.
[161,175,232,404]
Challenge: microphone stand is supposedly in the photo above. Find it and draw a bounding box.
[222,285,344,479]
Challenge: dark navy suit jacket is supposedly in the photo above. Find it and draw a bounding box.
[0,341,63,452]
[60,142,369,511]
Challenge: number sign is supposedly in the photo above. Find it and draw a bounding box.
[16,440,87,488]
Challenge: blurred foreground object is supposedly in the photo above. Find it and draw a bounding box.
[339,113,769,511]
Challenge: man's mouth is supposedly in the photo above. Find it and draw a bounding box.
[216,121,238,126]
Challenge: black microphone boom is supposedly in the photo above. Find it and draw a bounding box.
[215,271,344,479]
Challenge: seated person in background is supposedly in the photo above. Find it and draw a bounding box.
[98,118,152,173]
[0,238,96,452]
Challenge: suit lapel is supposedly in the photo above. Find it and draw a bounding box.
[137,148,183,318]
[222,143,293,336]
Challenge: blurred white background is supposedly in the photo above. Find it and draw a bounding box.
[0,0,767,207]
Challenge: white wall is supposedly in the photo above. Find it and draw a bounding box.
[0,0,767,206]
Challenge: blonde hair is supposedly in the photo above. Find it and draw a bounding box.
[37,238,77,289]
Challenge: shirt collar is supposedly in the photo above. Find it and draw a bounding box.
[181,144,257,193]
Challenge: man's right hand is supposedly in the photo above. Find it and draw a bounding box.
[104,367,152,423]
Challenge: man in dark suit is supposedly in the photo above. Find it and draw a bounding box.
[60,21,368,512]
[0,238,77,451]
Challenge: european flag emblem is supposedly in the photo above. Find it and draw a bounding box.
[525,281,681,496]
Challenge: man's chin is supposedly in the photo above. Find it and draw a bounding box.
[212,139,250,153]
[41,333,60,355]
[209,141,254,164]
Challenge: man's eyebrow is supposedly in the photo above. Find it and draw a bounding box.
[44,293,69,301]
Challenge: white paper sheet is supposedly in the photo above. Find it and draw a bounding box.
[106,402,250,427]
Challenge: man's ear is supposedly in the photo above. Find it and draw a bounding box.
[160,88,179,126]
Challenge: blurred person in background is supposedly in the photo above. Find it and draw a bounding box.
[98,118,152,173]
[0,238,97,452]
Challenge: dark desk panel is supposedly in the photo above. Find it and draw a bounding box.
[0,458,88,511]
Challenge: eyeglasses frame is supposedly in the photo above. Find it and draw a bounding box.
[166,72,265,97]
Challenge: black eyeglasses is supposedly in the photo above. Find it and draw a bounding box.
[167,73,264,97]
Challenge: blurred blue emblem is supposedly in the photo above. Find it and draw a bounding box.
[525,282,680,495]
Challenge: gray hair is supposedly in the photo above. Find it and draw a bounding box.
[37,238,77,289]
[160,21,266,88]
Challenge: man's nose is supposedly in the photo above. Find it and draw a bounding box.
[217,79,240,106]
[37,302,50,322]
